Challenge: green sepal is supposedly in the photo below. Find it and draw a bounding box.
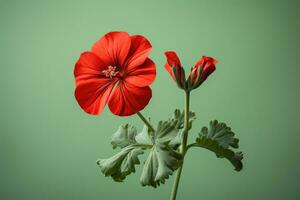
[172,65,186,89]
[194,120,243,171]
[186,67,194,90]
[190,67,204,90]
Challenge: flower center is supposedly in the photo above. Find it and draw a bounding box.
[102,66,119,78]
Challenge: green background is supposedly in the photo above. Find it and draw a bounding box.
[1,0,299,199]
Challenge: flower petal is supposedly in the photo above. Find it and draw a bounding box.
[92,31,131,68]
[75,78,116,115]
[74,52,107,85]
[189,56,217,89]
[164,51,182,81]
[125,58,156,87]
[194,56,217,81]
[201,64,216,82]
[126,35,152,71]
[164,63,176,80]
[108,82,152,116]
[165,51,182,67]
[164,51,186,88]
[194,56,217,68]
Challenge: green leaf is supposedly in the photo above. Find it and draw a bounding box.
[139,122,183,187]
[195,120,243,171]
[97,109,192,187]
[168,109,196,149]
[173,109,196,130]
[140,144,182,187]
[97,124,144,182]
[155,120,179,144]
[97,145,144,182]
[135,125,153,145]
[111,124,137,149]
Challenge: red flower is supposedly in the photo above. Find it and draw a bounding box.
[164,51,217,90]
[74,31,156,116]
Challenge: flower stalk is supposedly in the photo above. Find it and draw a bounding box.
[170,90,190,200]
[137,111,155,133]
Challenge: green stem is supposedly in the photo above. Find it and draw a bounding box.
[170,90,190,200]
[137,111,155,133]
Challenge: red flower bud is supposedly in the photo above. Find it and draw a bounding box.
[189,56,217,89]
[164,51,186,89]
[164,52,217,91]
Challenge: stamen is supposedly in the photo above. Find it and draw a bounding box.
[102,66,119,78]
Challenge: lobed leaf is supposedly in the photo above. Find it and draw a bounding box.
[111,124,137,149]
[173,109,196,130]
[97,124,144,181]
[195,120,243,171]
[139,125,183,187]
[97,109,197,187]
[97,145,144,182]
